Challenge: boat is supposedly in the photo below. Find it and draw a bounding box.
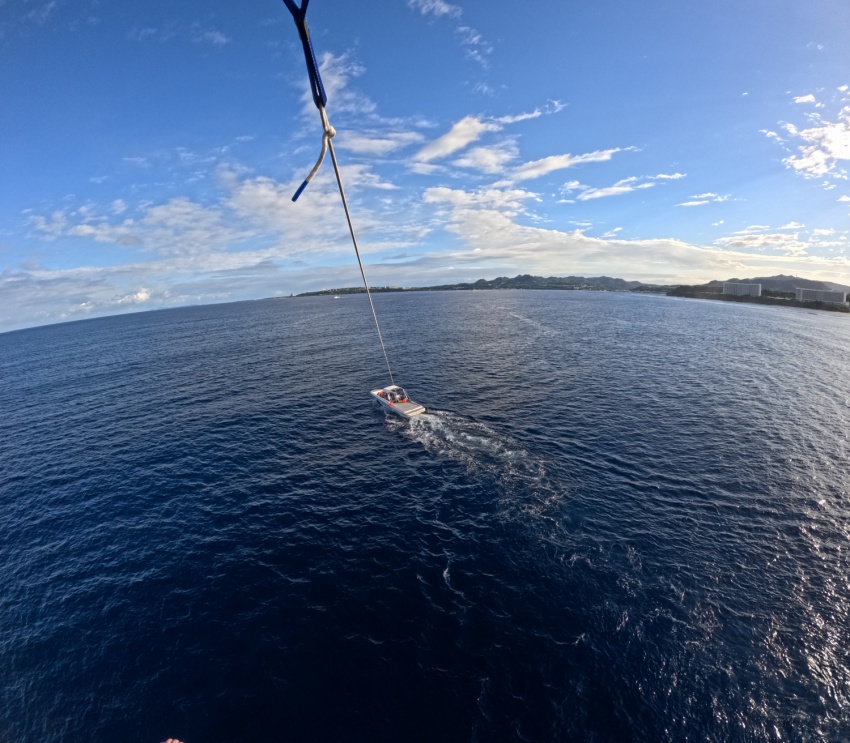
[370,385,425,419]
[333,295,341,299]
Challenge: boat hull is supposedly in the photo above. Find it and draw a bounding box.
[370,387,426,419]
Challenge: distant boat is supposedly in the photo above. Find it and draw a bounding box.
[334,295,341,299]
[371,385,426,419]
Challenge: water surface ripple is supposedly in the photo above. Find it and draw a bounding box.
[2,291,849,741]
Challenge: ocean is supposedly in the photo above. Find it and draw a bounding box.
[2,290,849,742]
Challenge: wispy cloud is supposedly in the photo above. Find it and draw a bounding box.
[456,25,492,67]
[562,172,684,202]
[129,21,231,48]
[406,0,491,69]
[340,131,425,156]
[122,156,150,168]
[193,29,230,47]
[676,192,731,207]
[494,101,566,125]
[302,52,374,117]
[500,148,626,185]
[412,105,565,170]
[407,0,461,19]
[413,116,502,163]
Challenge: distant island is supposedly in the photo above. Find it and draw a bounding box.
[295,273,850,314]
[298,274,643,296]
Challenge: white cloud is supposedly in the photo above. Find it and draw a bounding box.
[780,105,850,179]
[413,105,567,167]
[677,193,730,207]
[123,156,150,168]
[117,288,151,305]
[494,101,566,125]
[408,184,850,284]
[578,181,643,201]
[456,25,492,67]
[423,186,538,215]
[501,148,623,185]
[193,29,230,47]
[340,131,425,156]
[406,0,491,69]
[22,1,58,26]
[714,231,808,256]
[28,210,68,239]
[414,116,502,163]
[338,163,398,191]
[793,94,817,104]
[407,0,461,18]
[129,21,231,47]
[566,172,683,201]
[140,198,246,256]
[67,221,140,246]
[452,141,518,173]
[11,170,850,333]
[300,52,374,117]
[780,221,804,229]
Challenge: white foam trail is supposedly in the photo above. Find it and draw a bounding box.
[400,410,567,521]
[403,411,531,471]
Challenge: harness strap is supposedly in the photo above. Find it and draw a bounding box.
[282,0,327,110]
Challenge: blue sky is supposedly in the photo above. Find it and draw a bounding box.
[1,0,849,332]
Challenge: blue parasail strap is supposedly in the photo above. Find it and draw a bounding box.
[282,0,328,111]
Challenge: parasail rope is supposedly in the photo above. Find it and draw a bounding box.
[325,116,395,386]
[282,0,395,386]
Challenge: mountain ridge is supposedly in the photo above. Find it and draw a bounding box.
[296,273,850,296]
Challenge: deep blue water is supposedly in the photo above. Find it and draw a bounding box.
[2,290,850,742]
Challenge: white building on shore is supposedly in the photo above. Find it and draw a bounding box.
[723,282,762,297]
[795,288,847,305]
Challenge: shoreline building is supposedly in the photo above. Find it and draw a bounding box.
[723,282,762,297]
[795,288,848,305]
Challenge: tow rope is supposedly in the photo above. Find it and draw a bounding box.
[282,0,395,386]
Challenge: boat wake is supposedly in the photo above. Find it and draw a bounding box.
[398,410,569,522]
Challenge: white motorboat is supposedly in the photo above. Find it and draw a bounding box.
[370,385,425,419]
